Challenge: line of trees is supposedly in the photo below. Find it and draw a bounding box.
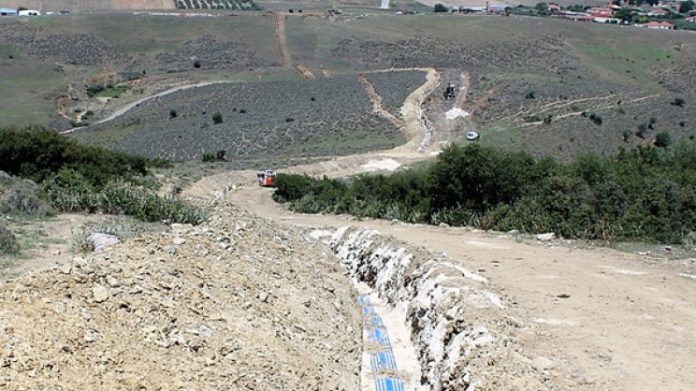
[274,143,696,244]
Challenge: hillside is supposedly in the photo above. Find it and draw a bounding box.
[1,7,696,391]
[0,0,173,12]
[1,13,695,162]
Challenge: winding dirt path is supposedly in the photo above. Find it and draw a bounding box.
[59,80,238,134]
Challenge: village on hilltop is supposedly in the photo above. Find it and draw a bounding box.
[443,0,696,30]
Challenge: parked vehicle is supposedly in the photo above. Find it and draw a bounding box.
[465,131,480,141]
[257,170,277,187]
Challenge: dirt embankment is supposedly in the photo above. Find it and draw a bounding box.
[0,203,362,390]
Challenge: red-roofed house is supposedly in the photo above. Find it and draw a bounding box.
[647,8,669,16]
[547,2,561,12]
[589,7,614,18]
[686,16,696,23]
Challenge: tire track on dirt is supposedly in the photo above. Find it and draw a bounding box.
[274,12,292,68]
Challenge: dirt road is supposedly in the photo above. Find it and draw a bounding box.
[196,180,696,390]
[274,13,292,68]
[60,80,237,134]
[185,67,696,390]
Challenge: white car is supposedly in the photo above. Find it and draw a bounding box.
[465,131,480,141]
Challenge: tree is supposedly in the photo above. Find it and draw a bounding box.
[212,112,223,124]
[169,109,177,118]
[193,60,201,69]
[535,2,548,12]
[672,97,685,107]
[434,3,449,12]
[654,132,671,148]
[680,0,694,13]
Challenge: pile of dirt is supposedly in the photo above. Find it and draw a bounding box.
[0,202,361,390]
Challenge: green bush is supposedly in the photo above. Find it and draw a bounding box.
[41,170,206,224]
[434,3,449,12]
[212,112,223,124]
[0,127,146,186]
[274,143,696,243]
[655,132,671,148]
[1,127,205,225]
[201,150,227,162]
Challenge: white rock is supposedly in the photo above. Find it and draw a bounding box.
[535,233,555,242]
[258,292,269,303]
[92,285,110,303]
[531,356,555,371]
[87,233,120,252]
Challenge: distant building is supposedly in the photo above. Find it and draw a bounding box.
[685,16,696,22]
[0,8,17,16]
[559,11,594,21]
[647,8,668,16]
[639,21,674,29]
[588,7,614,18]
[18,9,41,16]
[547,2,561,12]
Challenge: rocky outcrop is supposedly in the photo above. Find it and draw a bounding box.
[0,203,361,391]
[329,227,550,391]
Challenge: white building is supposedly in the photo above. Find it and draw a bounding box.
[18,10,41,16]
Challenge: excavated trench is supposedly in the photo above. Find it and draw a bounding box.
[309,226,548,391]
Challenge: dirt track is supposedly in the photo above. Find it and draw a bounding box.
[274,13,292,68]
[185,67,696,390]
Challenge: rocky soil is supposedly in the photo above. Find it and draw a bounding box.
[0,202,362,390]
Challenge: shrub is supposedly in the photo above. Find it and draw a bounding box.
[147,157,173,169]
[0,127,147,186]
[41,171,206,224]
[273,143,696,243]
[212,112,223,124]
[672,97,685,107]
[201,150,226,162]
[169,109,178,118]
[0,226,19,255]
[589,113,603,125]
[434,3,449,12]
[0,173,53,217]
[193,60,201,68]
[654,132,671,148]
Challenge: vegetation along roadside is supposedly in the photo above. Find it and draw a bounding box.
[274,143,696,244]
[0,127,206,227]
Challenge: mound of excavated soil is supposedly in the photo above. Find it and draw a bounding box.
[0,203,361,391]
